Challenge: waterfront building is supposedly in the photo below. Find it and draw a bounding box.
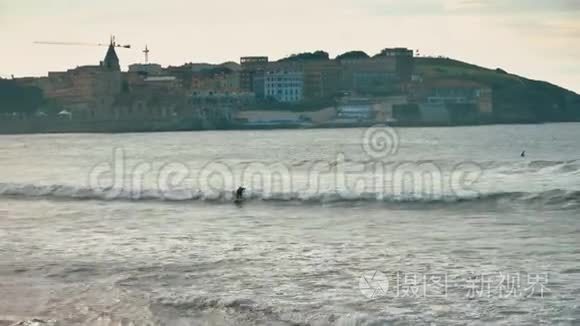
[264,63,304,103]
[422,79,493,114]
[337,105,374,121]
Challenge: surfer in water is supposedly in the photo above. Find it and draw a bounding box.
[235,186,246,201]
[521,150,526,158]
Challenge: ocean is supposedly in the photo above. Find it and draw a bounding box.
[0,124,579,325]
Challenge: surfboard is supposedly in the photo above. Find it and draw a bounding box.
[234,198,244,205]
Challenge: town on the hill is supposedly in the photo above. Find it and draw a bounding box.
[1,38,578,134]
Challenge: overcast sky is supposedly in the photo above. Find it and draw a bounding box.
[0,0,578,92]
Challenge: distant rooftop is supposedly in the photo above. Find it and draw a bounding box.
[144,76,176,82]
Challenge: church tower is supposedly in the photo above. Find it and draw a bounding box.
[100,36,121,71]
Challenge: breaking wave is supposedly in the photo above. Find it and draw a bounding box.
[482,159,580,175]
[1,182,579,209]
[6,294,398,326]
[150,294,393,326]
[287,158,580,177]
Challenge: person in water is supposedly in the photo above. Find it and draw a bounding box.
[236,186,246,200]
[521,151,526,158]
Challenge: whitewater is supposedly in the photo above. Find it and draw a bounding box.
[1,124,579,325]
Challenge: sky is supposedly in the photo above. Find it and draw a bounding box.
[0,0,579,93]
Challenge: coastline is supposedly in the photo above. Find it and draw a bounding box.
[1,119,578,135]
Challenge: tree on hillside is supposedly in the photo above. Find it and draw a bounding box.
[278,51,330,62]
[0,79,43,115]
[201,66,233,76]
[335,51,370,60]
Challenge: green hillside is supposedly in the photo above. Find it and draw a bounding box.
[416,57,580,123]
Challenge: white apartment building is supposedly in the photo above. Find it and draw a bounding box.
[264,67,304,103]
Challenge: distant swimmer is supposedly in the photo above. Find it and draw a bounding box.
[521,151,526,158]
[235,186,246,201]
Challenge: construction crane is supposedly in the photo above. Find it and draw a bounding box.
[33,36,131,49]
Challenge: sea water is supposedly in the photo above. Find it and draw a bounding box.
[1,124,579,325]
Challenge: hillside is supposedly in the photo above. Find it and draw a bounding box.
[416,57,580,123]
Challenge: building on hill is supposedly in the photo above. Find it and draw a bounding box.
[248,60,340,103]
[189,91,252,129]
[42,64,121,119]
[18,42,123,120]
[128,63,163,76]
[378,48,414,57]
[125,64,176,96]
[263,63,304,103]
[142,76,181,92]
[302,60,341,100]
[337,48,415,96]
[376,48,414,82]
[125,71,185,98]
[163,64,196,89]
[410,78,493,123]
[163,62,241,89]
[421,79,493,114]
[110,90,189,122]
[242,48,414,104]
[339,56,399,95]
[334,96,408,123]
[240,56,269,93]
[100,41,121,71]
[191,68,241,93]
